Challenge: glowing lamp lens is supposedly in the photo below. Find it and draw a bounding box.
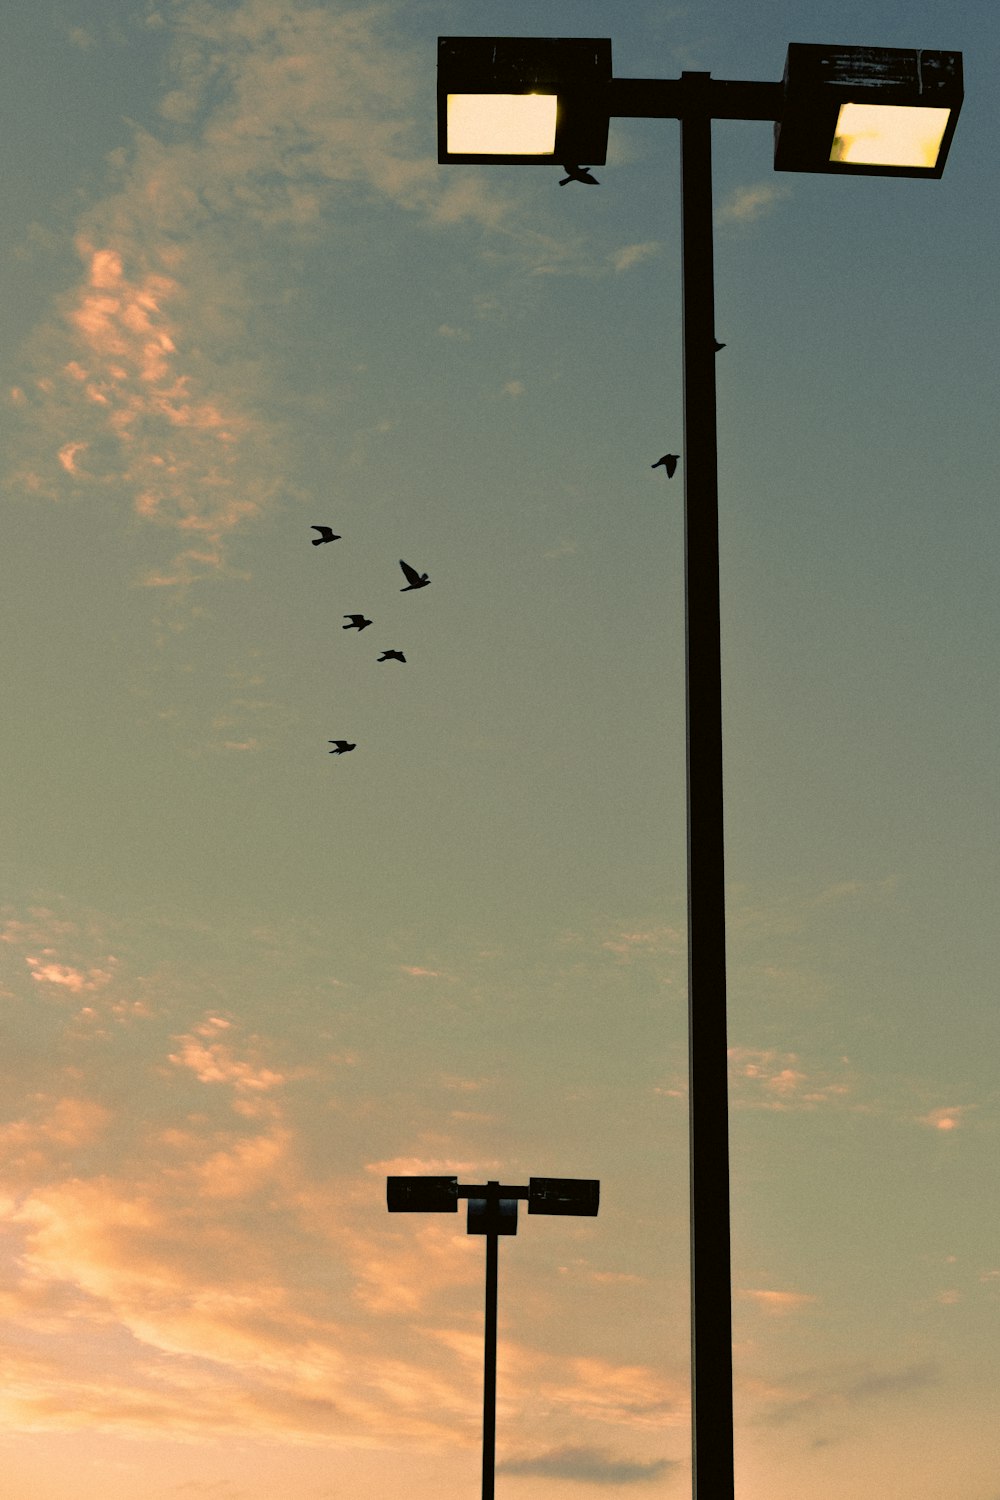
[830,102,952,169]
[447,93,558,155]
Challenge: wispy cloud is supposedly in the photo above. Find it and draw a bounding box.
[610,242,661,273]
[917,1104,969,1131]
[752,1359,940,1427]
[601,925,682,961]
[7,0,581,589]
[728,1046,854,1110]
[25,955,117,994]
[716,181,791,225]
[168,1015,292,1103]
[497,1444,678,1483]
[738,1288,818,1316]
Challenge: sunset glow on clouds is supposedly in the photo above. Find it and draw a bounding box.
[6,0,578,598]
[0,904,648,1463]
[12,230,276,587]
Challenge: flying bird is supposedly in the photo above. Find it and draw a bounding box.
[377,650,406,663]
[327,741,356,754]
[559,164,599,186]
[399,560,430,592]
[343,614,372,631]
[652,454,679,477]
[311,526,342,544]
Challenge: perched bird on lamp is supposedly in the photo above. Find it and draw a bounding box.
[311,526,342,544]
[559,164,599,185]
[399,560,430,592]
[343,614,373,631]
[652,454,679,477]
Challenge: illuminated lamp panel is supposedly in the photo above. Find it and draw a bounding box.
[830,102,952,169]
[447,93,558,156]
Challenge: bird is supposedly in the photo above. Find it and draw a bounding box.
[652,454,679,477]
[342,614,372,631]
[377,650,406,663]
[311,526,342,545]
[713,340,726,352]
[399,560,430,591]
[327,740,356,754]
[559,164,599,186]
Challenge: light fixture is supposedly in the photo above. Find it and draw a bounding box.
[386,1175,458,1212]
[438,37,612,166]
[528,1176,601,1215]
[775,44,963,177]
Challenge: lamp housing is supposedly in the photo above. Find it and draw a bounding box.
[386,1175,458,1212]
[467,1196,519,1235]
[528,1177,600,1216]
[775,44,962,178]
[438,36,612,166]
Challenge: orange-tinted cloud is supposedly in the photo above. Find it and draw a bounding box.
[728,1046,854,1110]
[738,1288,818,1316]
[918,1105,968,1131]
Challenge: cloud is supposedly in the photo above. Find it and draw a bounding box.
[0,1097,113,1182]
[1,1130,485,1447]
[1,898,680,1454]
[7,0,602,591]
[728,1046,854,1110]
[168,1030,289,1094]
[729,876,898,939]
[754,1360,940,1427]
[497,1444,678,1484]
[738,1288,818,1316]
[918,1105,968,1131]
[610,242,661,273]
[9,0,580,588]
[26,955,116,994]
[716,181,791,224]
[601,926,681,961]
[544,1356,682,1431]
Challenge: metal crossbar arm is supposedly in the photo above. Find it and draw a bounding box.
[456,1183,530,1199]
[606,76,784,121]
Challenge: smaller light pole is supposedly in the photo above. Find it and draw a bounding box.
[387,1172,600,1499]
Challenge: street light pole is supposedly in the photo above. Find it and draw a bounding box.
[481,1184,500,1500]
[679,74,734,1500]
[436,42,963,1499]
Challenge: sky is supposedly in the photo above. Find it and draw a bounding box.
[1,1,998,1497]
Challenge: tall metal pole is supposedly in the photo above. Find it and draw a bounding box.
[679,74,735,1500]
[481,1189,499,1500]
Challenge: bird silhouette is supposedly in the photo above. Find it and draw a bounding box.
[399,560,430,591]
[328,740,356,754]
[343,614,372,631]
[652,454,679,477]
[559,164,599,186]
[311,526,342,544]
[713,340,726,352]
[377,650,406,663]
